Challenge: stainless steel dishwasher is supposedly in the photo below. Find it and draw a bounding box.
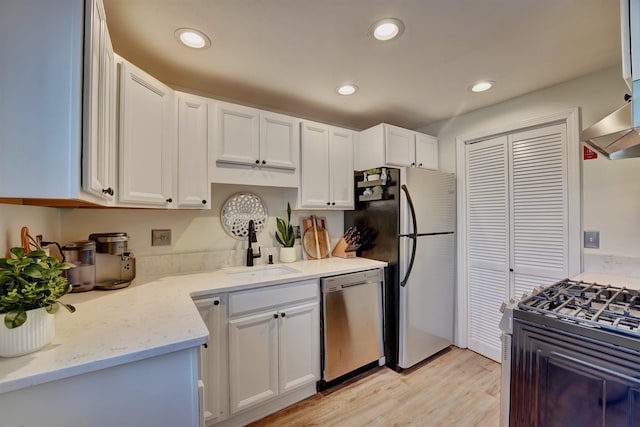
[321,268,384,382]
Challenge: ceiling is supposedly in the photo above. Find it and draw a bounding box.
[103,0,621,131]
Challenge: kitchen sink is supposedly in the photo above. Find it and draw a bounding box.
[223,265,301,280]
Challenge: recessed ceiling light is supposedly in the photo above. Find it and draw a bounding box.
[174,28,211,49]
[336,84,359,96]
[370,18,405,41]
[470,81,495,93]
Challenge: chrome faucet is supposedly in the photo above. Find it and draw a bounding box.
[246,220,262,266]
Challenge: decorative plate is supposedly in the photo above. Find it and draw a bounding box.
[221,192,268,240]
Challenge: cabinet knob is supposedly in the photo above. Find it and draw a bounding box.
[202,200,207,205]
[255,160,260,164]
[419,163,423,167]
[273,313,279,319]
[326,202,330,206]
[166,198,173,203]
[331,202,336,206]
[262,160,266,165]
[281,312,286,318]
[102,187,114,196]
[411,162,415,167]
[213,300,220,306]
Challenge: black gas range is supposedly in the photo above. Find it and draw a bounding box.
[515,279,640,351]
[509,279,640,426]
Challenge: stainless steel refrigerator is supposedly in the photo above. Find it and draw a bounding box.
[344,167,455,370]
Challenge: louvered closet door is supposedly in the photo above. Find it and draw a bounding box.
[509,124,568,297]
[466,136,509,362]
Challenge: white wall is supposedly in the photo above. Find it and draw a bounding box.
[419,65,640,272]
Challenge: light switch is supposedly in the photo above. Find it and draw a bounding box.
[584,231,599,249]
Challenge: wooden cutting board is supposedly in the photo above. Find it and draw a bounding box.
[302,216,330,259]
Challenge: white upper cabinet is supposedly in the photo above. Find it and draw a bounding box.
[415,132,439,170]
[211,101,300,188]
[83,0,116,202]
[176,92,210,208]
[329,127,355,209]
[300,121,355,210]
[384,124,415,167]
[215,102,261,167]
[260,111,298,171]
[356,123,439,171]
[0,0,115,202]
[118,60,174,207]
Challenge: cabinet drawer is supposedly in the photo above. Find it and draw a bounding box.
[229,279,318,317]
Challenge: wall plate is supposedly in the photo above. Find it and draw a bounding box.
[152,229,171,246]
[584,231,599,249]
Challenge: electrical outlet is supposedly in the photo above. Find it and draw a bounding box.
[584,231,599,249]
[152,229,171,246]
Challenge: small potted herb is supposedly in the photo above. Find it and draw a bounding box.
[275,203,296,263]
[0,247,76,357]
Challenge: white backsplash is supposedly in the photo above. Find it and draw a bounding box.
[135,245,304,278]
[583,254,640,279]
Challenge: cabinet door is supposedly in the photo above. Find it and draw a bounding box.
[384,124,415,167]
[176,93,209,208]
[300,121,330,208]
[119,61,174,206]
[260,111,299,171]
[215,102,260,167]
[83,0,115,201]
[278,302,320,393]
[415,133,438,170]
[228,311,278,414]
[194,296,229,424]
[329,127,355,209]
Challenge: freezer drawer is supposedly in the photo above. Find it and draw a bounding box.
[322,269,384,382]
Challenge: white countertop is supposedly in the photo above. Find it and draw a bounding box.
[0,257,386,394]
[572,272,640,290]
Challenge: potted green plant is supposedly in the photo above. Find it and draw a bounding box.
[0,247,76,357]
[275,203,296,263]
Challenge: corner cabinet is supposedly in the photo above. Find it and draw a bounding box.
[82,0,116,202]
[356,123,438,171]
[210,101,300,188]
[0,0,116,203]
[176,92,210,208]
[299,121,355,210]
[118,60,175,207]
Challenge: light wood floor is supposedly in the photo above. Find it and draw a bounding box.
[249,347,501,427]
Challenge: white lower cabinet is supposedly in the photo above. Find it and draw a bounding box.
[194,295,229,424]
[196,279,320,426]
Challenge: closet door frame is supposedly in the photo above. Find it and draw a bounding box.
[454,108,581,350]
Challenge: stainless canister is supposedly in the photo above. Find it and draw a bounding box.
[61,240,96,292]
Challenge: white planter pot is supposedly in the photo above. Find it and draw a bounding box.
[0,307,55,357]
[279,247,296,263]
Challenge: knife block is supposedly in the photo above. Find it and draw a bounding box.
[331,237,358,258]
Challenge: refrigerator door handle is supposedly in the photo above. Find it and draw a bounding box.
[399,184,418,287]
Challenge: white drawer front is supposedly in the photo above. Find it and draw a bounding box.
[229,279,318,317]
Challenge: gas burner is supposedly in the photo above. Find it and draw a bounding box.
[517,279,640,337]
